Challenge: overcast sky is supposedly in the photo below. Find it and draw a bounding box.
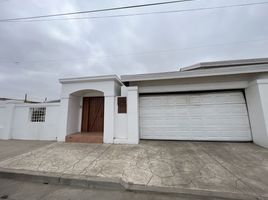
[0,0,268,101]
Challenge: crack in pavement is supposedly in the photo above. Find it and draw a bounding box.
[79,144,112,176]
[61,144,102,174]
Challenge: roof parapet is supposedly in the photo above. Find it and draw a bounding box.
[59,75,123,85]
[180,57,268,72]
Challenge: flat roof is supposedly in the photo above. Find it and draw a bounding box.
[59,75,123,85]
[181,57,268,71]
[121,59,268,82]
[59,58,268,84]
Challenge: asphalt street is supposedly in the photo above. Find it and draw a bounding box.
[0,178,229,200]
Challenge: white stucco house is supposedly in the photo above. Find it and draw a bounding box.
[1,57,268,148]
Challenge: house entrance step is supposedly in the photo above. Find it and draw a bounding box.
[65,132,103,143]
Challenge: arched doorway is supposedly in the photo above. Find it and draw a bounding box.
[66,89,105,143]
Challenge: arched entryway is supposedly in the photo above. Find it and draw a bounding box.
[58,75,123,144]
[66,89,105,143]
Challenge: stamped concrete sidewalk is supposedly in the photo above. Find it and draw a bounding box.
[0,140,53,162]
[0,141,267,198]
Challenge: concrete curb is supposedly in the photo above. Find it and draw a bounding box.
[0,167,266,200]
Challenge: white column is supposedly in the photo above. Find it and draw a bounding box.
[127,87,139,144]
[57,98,69,141]
[2,103,15,140]
[245,79,268,148]
[103,96,115,143]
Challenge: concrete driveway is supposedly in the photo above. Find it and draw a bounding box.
[0,141,267,198]
[0,140,53,162]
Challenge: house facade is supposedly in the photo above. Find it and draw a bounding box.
[1,57,268,148]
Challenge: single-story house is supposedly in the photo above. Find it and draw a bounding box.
[0,57,268,148]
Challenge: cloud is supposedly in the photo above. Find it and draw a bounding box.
[0,0,267,100]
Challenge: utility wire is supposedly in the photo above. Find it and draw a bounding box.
[1,38,267,64]
[2,1,268,23]
[0,0,196,22]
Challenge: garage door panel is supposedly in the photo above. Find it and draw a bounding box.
[140,92,246,106]
[140,104,249,116]
[140,96,188,106]
[141,128,251,134]
[193,92,245,104]
[139,91,252,141]
[140,116,250,127]
[141,131,251,141]
[141,128,251,135]
[141,129,251,140]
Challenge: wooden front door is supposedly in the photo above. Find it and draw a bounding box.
[81,97,104,132]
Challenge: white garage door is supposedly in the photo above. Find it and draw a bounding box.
[139,91,252,141]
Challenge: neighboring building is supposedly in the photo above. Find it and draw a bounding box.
[0,57,268,148]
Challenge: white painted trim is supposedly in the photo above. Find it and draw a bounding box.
[59,75,123,85]
[121,65,268,82]
[138,81,249,93]
[256,79,268,84]
[180,57,268,71]
[248,79,268,87]
[127,86,138,91]
[15,103,60,108]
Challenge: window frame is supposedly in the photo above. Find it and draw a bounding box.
[29,107,46,122]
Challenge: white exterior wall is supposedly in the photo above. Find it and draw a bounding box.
[130,75,250,94]
[126,87,139,144]
[114,87,128,142]
[1,103,15,139]
[0,102,60,141]
[245,79,268,148]
[0,105,6,138]
[114,86,139,144]
[58,98,69,141]
[103,96,115,143]
[115,114,128,140]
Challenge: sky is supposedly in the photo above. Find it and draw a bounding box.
[0,0,268,101]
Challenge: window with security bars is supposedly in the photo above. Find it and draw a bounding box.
[30,107,46,122]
